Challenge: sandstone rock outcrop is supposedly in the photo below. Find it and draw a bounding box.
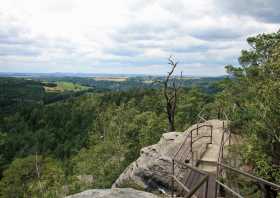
[66,188,159,198]
[113,120,225,193]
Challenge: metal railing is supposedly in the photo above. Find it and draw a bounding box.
[215,113,280,198]
[216,119,231,180]
[215,117,232,197]
[169,110,280,198]
[171,159,209,198]
[216,162,280,198]
[173,124,213,164]
[171,122,214,197]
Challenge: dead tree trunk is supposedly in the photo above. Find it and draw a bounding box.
[163,56,181,132]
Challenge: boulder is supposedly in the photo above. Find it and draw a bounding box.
[112,131,182,192]
[66,188,159,198]
[112,120,224,193]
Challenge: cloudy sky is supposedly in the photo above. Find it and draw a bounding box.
[0,0,279,76]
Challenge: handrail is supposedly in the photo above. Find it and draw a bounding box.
[216,180,244,198]
[192,134,212,144]
[173,132,192,160]
[216,162,280,197]
[218,163,280,190]
[173,159,208,175]
[173,124,213,161]
[216,122,227,176]
[190,124,213,132]
[171,176,191,193]
[172,159,209,198]
[216,137,224,176]
[215,113,280,197]
[170,109,214,198]
[171,123,213,198]
[186,175,209,198]
[215,114,231,197]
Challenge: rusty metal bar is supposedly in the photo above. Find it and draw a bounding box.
[204,176,209,198]
[214,176,218,198]
[173,124,212,161]
[171,175,191,193]
[215,118,228,197]
[174,159,208,175]
[190,124,213,132]
[229,128,231,145]
[192,135,212,144]
[172,159,175,197]
[217,126,225,165]
[216,180,244,198]
[173,132,192,159]
[172,159,208,198]
[190,130,193,153]
[216,117,280,197]
[185,175,209,198]
[218,163,280,190]
[210,126,213,144]
[171,121,214,197]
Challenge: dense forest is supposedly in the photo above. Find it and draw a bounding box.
[0,30,280,197]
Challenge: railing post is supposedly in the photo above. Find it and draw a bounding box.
[205,176,209,198]
[221,145,224,160]
[196,124,198,136]
[190,130,193,164]
[191,152,194,166]
[215,162,220,198]
[210,126,213,144]
[215,180,218,198]
[190,131,193,153]
[172,159,175,197]
[229,129,231,145]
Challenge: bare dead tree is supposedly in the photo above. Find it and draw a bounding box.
[35,152,44,195]
[163,56,182,132]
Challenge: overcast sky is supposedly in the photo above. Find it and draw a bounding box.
[0,0,279,76]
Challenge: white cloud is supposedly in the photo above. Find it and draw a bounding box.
[0,0,279,75]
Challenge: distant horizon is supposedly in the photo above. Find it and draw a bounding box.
[0,71,228,78]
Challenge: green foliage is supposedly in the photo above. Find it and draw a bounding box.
[0,155,65,198]
[176,88,211,130]
[71,141,124,189]
[217,30,280,184]
[70,98,168,190]
[0,132,6,146]
[0,78,45,115]
[0,75,222,195]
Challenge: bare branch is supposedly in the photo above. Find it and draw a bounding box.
[35,152,44,195]
[163,56,181,132]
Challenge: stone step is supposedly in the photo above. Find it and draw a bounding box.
[200,144,220,162]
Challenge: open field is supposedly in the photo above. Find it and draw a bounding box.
[143,80,155,84]
[93,77,128,82]
[43,82,90,92]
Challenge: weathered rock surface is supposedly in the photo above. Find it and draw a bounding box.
[66,188,159,198]
[112,120,225,193]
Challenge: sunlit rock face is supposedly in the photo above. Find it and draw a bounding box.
[65,188,159,198]
[113,120,225,194]
[112,131,182,192]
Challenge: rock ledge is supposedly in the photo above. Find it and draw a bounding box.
[66,188,159,198]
